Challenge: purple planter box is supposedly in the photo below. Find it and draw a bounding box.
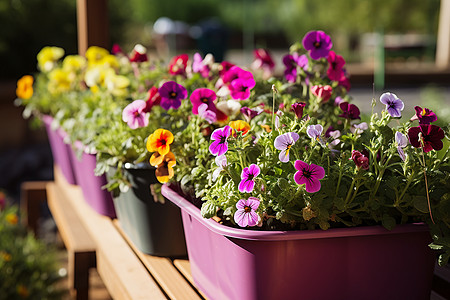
[162,184,436,300]
[70,142,116,218]
[42,115,77,185]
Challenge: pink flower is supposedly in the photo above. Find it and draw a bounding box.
[311,85,332,102]
[190,88,217,115]
[294,160,325,193]
[234,197,260,227]
[122,100,149,129]
[327,51,346,81]
[239,164,260,193]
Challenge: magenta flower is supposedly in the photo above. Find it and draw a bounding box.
[306,124,323,140]
[252,48,275,73]
[282,53,308,82]
[327,50,345,81]
[159,81,188,110]
[302,30,333,60]
[395,131,408,161]
[241,106,262,122]
[274,132,300,163]
[209,125,232,156]
[339,102,361,120]
[222,66,253,84]
[408,124,445,153]
[291,102,306,119]
[234,197,260,227]
[198,103,217,124]
[410,106,438,124]
[239,164,261,193]
[294,160,325,193]
[380,92,404,118]
[229,77,256,100]
[192,53,211,78]
[122,100,149,129]
[190,88,217,115]
[351,150,369,170]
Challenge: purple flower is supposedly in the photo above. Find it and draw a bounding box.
[241,106,262,122]
[212,155,227,181]
[408,124,445,153]
[410,106,438,124]
[350,122,368,135]
[282,54,308,83]
[122,100,149,129]
[209,126,232,156]
[306,124,323,140]
[302,30,333,60]
[274,132,300,162]
[239,164,261,193]
[291,102,306,119]
[198,103,217,124]
[159,81,188,110]
[234,197,260,227]
[339,102,361,120]
[380,92,404,118]
[229,78,256,100]
[395,131,408,161]
[294,160,325,193]
[190,88,217,115]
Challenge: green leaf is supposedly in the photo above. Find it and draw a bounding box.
[413,196,429,213]
[201,201,217,219]
[381,214,396,230]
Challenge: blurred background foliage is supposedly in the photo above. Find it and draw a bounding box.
[0,0,442,79]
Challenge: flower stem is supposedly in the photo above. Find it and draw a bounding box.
[420,149,435,224]
[271,85,277,131]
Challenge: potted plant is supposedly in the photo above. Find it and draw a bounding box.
[161,31,450,299]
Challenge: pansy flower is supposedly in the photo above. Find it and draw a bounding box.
[229,120,251,136]
[155,152,176,183]
[306,124,323,141]
[168,54,189,76]
[16,75,34,99]
[143,86,161,113]
[159,81,188,110]
[241,107,262,123]
[209,125,232,156]
[122,100,149,129]
[311,85,332,102]
[339,102,361,120]
[291,102,306,119]
[410,106,438,124]
[380,92,404,118]
[234,197,260,227]
[350,122,368,135]
[212,155,227,181]
[198,103,217,124]
[351,150,369,170]
[190,88,217,115]
[408,124,445,153]
[327,51,346,81]
[146,129,174,156]
[294,160,325,193]
[37,46,64,72]
[395,131,408,161]
[239,164,261,193]
[274,132,300,162]
[302,30,333,60]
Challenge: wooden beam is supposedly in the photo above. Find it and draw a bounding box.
[77,0,110,55]
[436,0,450,69]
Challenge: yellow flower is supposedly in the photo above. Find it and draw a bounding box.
[84,66,113,89]
[150,152,164,167]
[155,152,176,183]
[0,251,12,262]
[48,68,73,94]
[37,46,64,72]
[101,54,119,69]
[229,120,251,136]
[16,284,29,298]
[146,129,174,156]
[85,46,109,66]
[16,75,33,99]
[104,72,130,97]
[6,213,18,225]
[63,55,86,72]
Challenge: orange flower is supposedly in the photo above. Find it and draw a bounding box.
[6,213,18,225]
[16,75,34,99]
[16,284,29,298]
[229,120,251,136]
[155,152,176,183]
[149,151,164,166]
[146,129,174,156]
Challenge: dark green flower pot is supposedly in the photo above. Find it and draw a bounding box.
[111,163,187,257]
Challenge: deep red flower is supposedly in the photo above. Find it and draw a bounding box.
[351,150,369,170]
[291,102,306,119]
[129,44,148,63]
[339,102,360,120]
[143,87,161,113]
[410,106,438,124]
[168,54,189,76]
[408,124,445,153]
[253,48,275,70]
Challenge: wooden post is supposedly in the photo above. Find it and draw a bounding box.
[436,0,450,69]
[77,0,110,55]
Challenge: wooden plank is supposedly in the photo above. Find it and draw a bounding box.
[436,0,450,68]
[173,260,195,286]
[114,220,203,300]
[20,181,48,236]
[53,166,167,300]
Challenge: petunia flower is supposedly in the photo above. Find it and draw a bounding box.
[198,103,217,124]
[37,46,65,72]
[229,120,251,136]
[380,92,404,118]
[122,100,149,129]
[327,50,346,81]
[339,102,361,120]
[408,124,445,153]
[129,44,148,63]
[241,107,262,123]
[251,48,275,78]
[168,54,189,76]
[395,131,408,161]
[209,125,232,156]
[311,85,332,102]
[234,197,260,227]
[306,124,323,141]
[192,53,213,78]
[239,164,261,193]
[143,86,161,113]
[146,129,174,156]
[155,152,176,183]
[274,132,300,162]
[212,155,227,181]
[291,102,306,119]
[294,160,325,193]
[16,75,34,99]
[159,81,188,110]
[190,88,217,115]
[229,77,256,100]
[351,150,369,170]
[410,106,438,124]
[302,30,333,60]
[216,100,241,118]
